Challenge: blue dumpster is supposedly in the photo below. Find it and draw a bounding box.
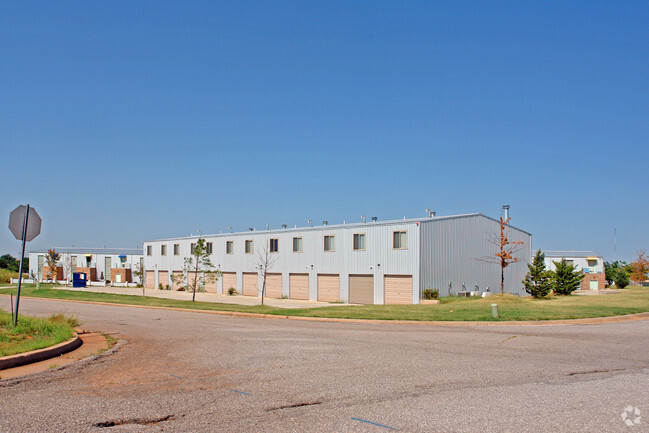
[73,272,87,288]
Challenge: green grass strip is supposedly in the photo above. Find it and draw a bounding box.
[1,285,649,322]
[0,310,78,357]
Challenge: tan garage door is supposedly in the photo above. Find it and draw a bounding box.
[222,272,236,294]
[145,270,155,289]
[186,271,217,293]
[349,275,374,304]
[318,274,339,302]
[384,275,413,304]
[264,273,282,298]
[204,272,218,293]
[158,271,169,290]
[289,273,309,300]
[243,272,258,296]
[172,271,184,290]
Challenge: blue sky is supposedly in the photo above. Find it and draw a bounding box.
[1,1,647,262]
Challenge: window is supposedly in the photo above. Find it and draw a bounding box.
[161,245,167,256]
[393,231,407,249]
[324,235,335,252]
[146,246,152,256]
[587,259,597,267]
[293,237,303,252]
[206,242,213,254]
[190,243,196,255]
[226,241,233,254]
[173,244,180,256]
[270,238,279,253]
[245,240,254,254]
[353,233,365,251]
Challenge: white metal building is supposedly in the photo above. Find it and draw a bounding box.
[143,213,532,304]
[29,248,144,284]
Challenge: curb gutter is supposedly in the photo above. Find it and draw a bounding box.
[0,334,82,370]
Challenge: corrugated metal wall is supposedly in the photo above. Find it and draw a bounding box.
[419,215,532,297]
[143,221,420,304]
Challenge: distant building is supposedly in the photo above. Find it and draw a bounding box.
[143,212,532,304]
[29,248,143,285]
[544,251,605,291]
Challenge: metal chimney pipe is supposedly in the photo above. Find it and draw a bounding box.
[502,205,510,221]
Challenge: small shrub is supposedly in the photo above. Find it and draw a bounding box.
[280,295,288,299]
[423,288,439,300]
[165,284,170,290]
[227,287,238,296]
[176,286,185,291]
[158,283,164,290]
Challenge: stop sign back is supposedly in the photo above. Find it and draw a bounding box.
[9,205,41,242]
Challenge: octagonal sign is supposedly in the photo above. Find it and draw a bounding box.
[9,205,41,242]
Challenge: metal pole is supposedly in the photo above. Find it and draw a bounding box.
[14,204,30,326]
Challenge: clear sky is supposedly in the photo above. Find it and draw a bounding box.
[1,1,647,262]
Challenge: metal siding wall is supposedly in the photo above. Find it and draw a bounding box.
[419,215,531,297]
[143,221,420,304]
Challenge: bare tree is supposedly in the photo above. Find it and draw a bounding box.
[479,216,525,294]
[256,245,278,306]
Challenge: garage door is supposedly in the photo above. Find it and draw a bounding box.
[349,275,374,304]
[264,273,282,298]
[243,272,258,296]
[384,275,413,304]
[186,271,217,293]
[172,271,184,290]
[289,274,309,300]
[158,271,169,290]
[204,272,217,293]
[222,272,236,294]
[145,270,155,289]
[318,274,339,302]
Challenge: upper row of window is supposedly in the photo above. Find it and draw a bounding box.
[147,231,407,256]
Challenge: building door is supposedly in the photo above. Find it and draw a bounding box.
[104,257,111,281]
[349,275,374,304]
[145,271,155,289]
[317,274,339,302]
[384,275,413,304]
[264,273,282,298]
[158,271,169,289]
[289,274,309,300]
[589,280,598,291]
[222,272,236,294]
[242,272,258,296]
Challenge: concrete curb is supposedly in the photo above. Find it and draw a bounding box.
[3,294,649,326]
[0,334,82,370]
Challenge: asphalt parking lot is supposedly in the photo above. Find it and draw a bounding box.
[1,297,648,432]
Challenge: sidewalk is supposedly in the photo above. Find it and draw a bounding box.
[49,285,346,309]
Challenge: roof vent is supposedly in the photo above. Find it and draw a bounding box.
[282,224,287,229]
[249,227,254,231]
[308,219,313,227]
[323,220,328,226]
[228,227,233,233]
[502,205,510,221]
[361,215,366,223]
[371,216,377,222]
[426,209,436,218]
[266,223,269,230]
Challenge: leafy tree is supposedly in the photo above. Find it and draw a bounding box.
[522,249,553,298]
[172,238,221,302]
[604,261,631,286]
[614,270,630,289]
[629,250,649,285]
[0,254,25,272]
[45,248,61,282]
[551,259,583,295]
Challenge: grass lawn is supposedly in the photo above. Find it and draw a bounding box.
[1,285,648,322]
[0,310,79,357]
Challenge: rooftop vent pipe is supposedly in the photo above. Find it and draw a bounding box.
[323,220,328,226]
[502,205,510,221]
[282,224,287,229]
[361,215,366,223]
[308,219,313,227]
[371,216,377,222]
[426,209,436,218]
[249,227,254,231]
[228,227,233,233]
[266,223,269,230]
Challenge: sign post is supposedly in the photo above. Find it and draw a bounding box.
[8,204,42,326]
